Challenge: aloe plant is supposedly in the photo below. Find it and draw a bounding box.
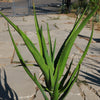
[0,3,99,100]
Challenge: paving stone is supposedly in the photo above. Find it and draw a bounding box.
[0,17,8,32]
[33,90,50,100]
[0,31,12,42]
[33,83,83,100]
[79,56,100,93]
[0,42,14,59]
[12,44,39,63]
[0,58,11,67]
[64,83,83,100]
[0,14,100,100]
[1,64,42,100]
[79,84,100,100]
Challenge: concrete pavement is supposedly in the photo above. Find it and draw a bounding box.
[0,14,100,100]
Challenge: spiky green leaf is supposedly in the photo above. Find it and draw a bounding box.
[59,68,80,100]
[33,4,43,56]
[59,22,94,98]
[53,39,56,62]
[59,58,73,90]
[8,24,48,100]
[47,23,53,61]
[0,12,49,82]
[54,6,98,81]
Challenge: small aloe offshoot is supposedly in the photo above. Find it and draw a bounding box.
[0,3,98,100]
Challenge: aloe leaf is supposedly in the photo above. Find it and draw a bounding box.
[0,12,50,82]
[54,7,87,69]
[16,26,49,79]
[48,69,55,90]
[59,22,94,96]
[39,26,55,90]
[47,23,56,62]
[8,24,28,72]
[39,26,55,89]
[33,4,43,56]
[52,39,56,62]
[41,85,52,94]
[33,74,49,100]
[59,68,80,100]
[54,10,87,78]
[8,24,48,100]
[47,23,53,61]
[40,26,54,72]
[33,9,54,72]
[52,67,60,100]
[0,11,54,94]
[40,26,49,63]
[71,7,88,34]
[77,22,94,64]
[54,6,98,81]
[59,58,73,90]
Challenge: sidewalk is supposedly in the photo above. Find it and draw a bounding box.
[0,14,100,100]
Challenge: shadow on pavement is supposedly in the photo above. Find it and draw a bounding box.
[80,70,100,86]
[0,68,18,100]
[80,57,100,87]
[78,34,100,43]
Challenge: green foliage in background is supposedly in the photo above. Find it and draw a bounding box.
[89,0,100,10]
[0,2,99,100]
[89,0,100,22]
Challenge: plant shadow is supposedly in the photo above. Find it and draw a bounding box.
[80,70,100,86]
[0,68,18,100]
[78,34,100,43]
[80,57,100,87]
